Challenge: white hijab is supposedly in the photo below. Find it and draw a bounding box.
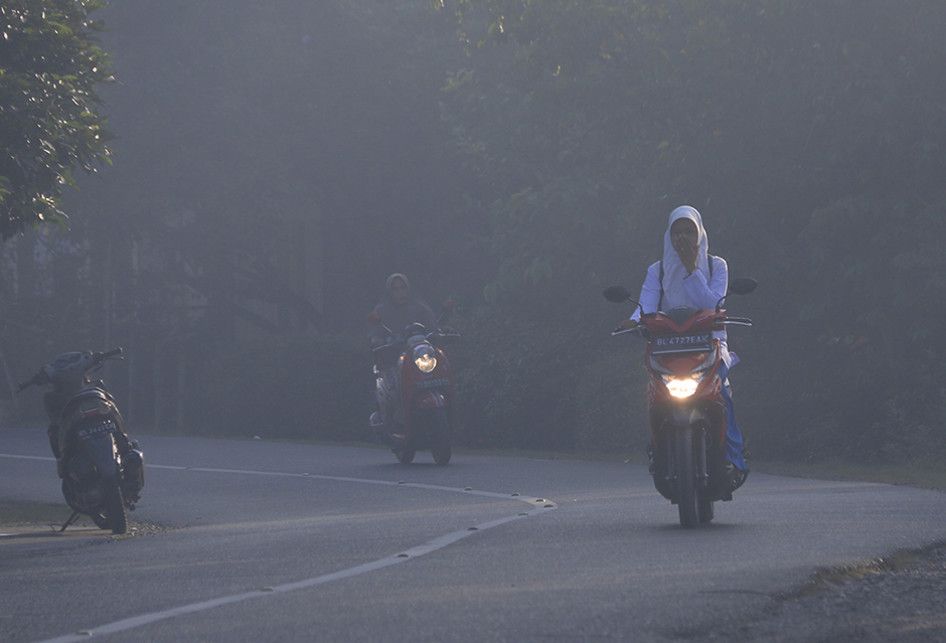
[661,205,709,311]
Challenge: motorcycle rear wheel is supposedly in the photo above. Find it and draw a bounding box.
[106,483,127,535]
[674,427,699,528]
[90,511,110,530]
[396,449,416,465]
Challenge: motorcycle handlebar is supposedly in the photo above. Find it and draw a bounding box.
[96,347,124,361]
[612,316,755,337]
[17,372,43,392]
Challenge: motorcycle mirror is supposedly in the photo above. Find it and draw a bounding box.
[433,332,459,347]
[603,285,632,303]
[728,278,758,296]
[438,299,457,325]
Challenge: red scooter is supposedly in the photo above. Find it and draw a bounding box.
[604,279,756,527]
[370,313,460,465]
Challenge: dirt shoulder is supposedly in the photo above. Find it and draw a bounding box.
[0,498,162,541]
[696,542,946,642]
[688,457,946,641]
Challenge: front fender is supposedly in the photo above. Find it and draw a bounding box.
[665,405,709,430]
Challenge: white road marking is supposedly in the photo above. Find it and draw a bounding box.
[0,453,50,462]
[145,462,547,501]
[0,452,556,641]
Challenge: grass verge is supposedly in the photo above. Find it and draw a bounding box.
[780,540,946,599]
[755,460,946,491]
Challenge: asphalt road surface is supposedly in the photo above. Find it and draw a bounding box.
[2,427,945,642]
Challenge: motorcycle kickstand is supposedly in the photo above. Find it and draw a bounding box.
[59,511,81,533]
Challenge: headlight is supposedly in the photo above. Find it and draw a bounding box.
[662,374,699,399]
[414,353,437,373]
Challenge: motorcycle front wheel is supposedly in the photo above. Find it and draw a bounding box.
[698,495,714,524]
[431,409,451,466]
[674,427,699,528]
[431,441,451,466]
[395,449,416,465]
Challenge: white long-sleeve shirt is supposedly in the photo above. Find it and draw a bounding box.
[630,256,731,356]
[631,255,728,319]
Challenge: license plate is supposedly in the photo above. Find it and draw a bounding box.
[651,333,712,353]
[76,421,115,440]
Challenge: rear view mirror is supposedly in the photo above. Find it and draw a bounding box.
[603,286,632,303]
[438,299,457,325]
[728,278,758,296]
[433,331,460,347]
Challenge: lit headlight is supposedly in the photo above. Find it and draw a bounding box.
[414,353,437,373]
[662,375,699,399]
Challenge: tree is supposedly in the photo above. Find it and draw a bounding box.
[435,0,946,459]
[0,0,111,239]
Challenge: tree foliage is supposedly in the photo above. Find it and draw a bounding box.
[1,1,469,438]
[3,1,944,463]
[0,0,111,238]
[436,0,946,461]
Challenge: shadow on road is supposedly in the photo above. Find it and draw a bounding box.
[365,461,474,473]
[644,521,744,534]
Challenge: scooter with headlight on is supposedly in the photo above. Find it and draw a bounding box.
[604,278,756,527]
[370,310,460,465]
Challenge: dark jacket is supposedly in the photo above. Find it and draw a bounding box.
[368,298,437,345]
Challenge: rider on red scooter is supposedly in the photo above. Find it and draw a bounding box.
[367,273,438,434]
[367,273,437,347]
[619,205,749,489]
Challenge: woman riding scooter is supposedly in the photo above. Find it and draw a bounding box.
[617,206,749,489]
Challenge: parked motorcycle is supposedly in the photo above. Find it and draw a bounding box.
[369,307,460,465]
[19,348,144,534]
[604,279,756,527]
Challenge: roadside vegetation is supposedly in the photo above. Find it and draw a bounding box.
[0,0,112,238]
[1,1,944,472]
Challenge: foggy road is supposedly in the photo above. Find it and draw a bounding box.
[2,428,945,642]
